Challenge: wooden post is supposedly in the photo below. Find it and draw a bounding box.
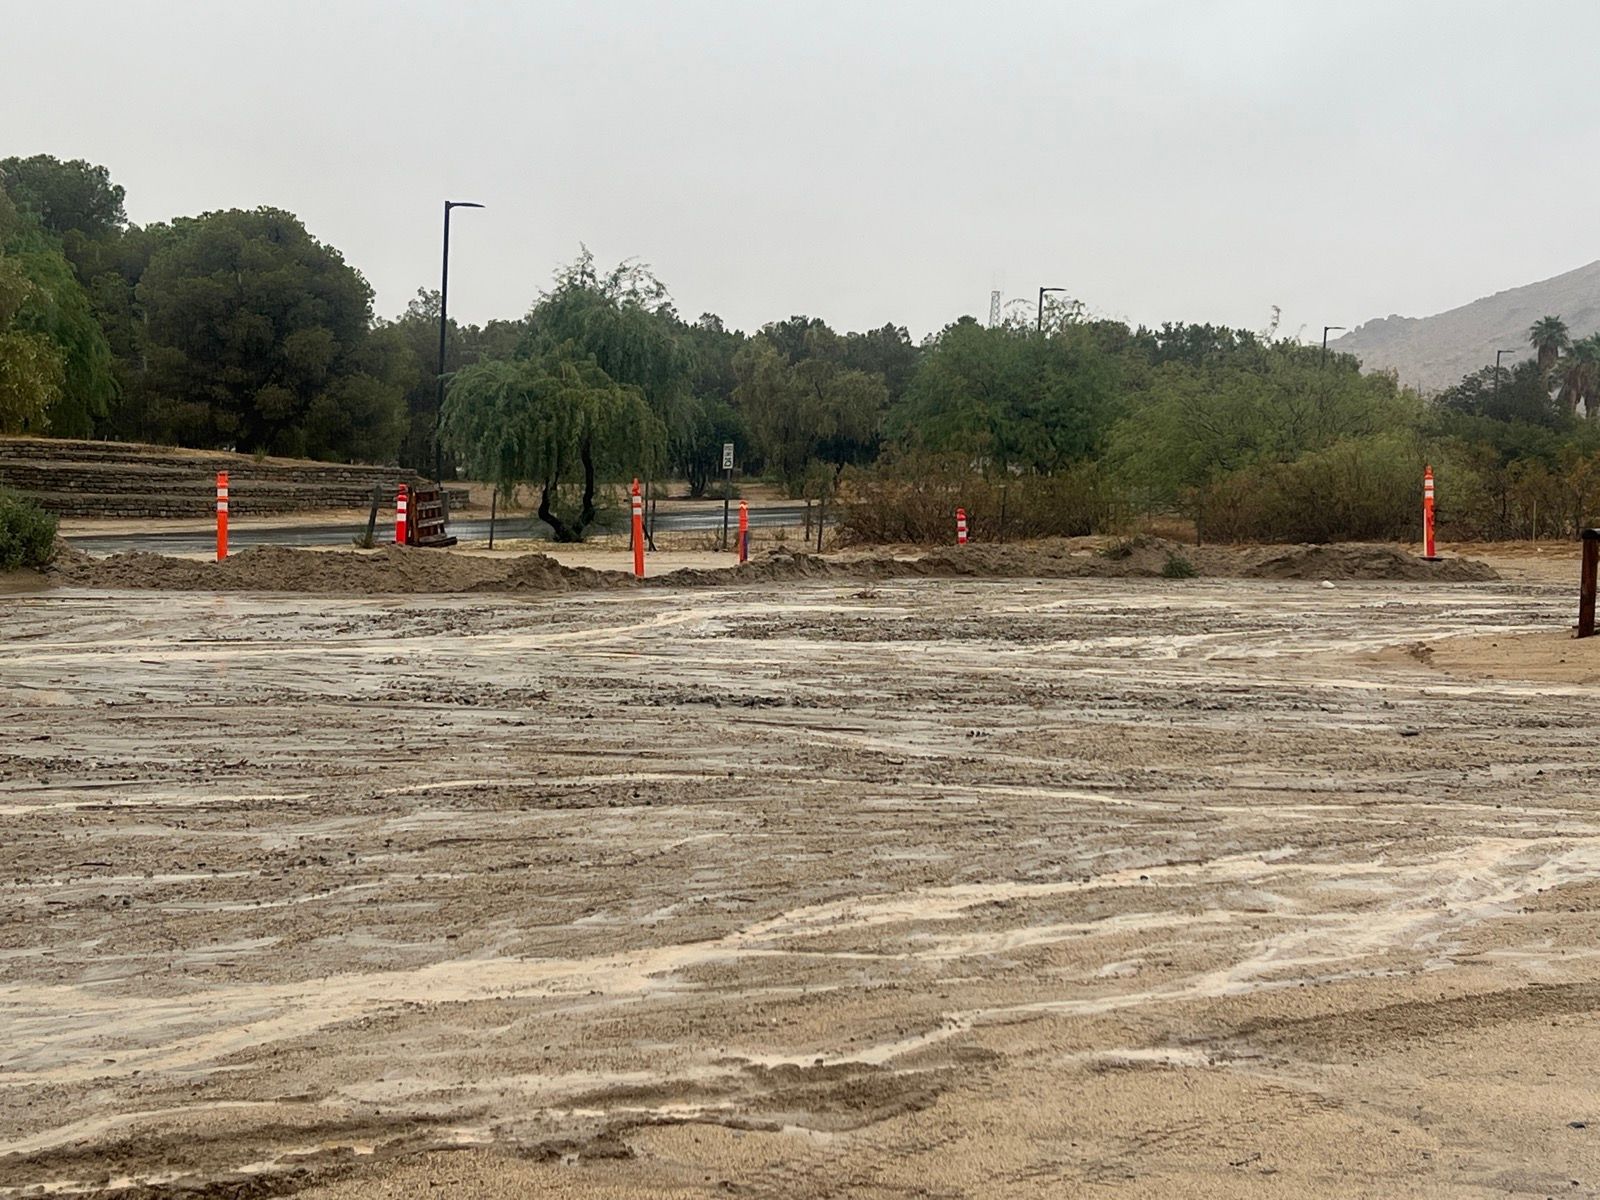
[488,487,497,550]
[1580,529,1599,638]
[362,485,380,548]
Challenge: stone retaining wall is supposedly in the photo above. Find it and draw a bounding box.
[1,437,469,518]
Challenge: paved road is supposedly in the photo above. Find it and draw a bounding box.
[65,503,817,556]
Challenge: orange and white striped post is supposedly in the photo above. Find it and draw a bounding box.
[1422,466,1436,560]
[738,499,749,563]
[631,477,645,578]
[395,482,409,546]
[956,506,968,545]
[215,471,229,561]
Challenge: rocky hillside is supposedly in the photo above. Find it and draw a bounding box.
[1330,260,1600,394]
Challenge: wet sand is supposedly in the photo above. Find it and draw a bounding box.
[4,576,1600,1197]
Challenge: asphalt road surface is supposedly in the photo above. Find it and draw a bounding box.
[65,502,816,556]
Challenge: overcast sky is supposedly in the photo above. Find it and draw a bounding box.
[9,0,1599,341]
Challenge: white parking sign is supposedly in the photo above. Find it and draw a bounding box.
[722,442,734,470]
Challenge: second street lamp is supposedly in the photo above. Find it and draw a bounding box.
[1494,348,1519,407]
[435,200,485,488]
[1037,286,1067,333]
[1321,326,1345,367]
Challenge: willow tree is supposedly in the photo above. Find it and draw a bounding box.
[443,342,663,541]
[523,251,693,450]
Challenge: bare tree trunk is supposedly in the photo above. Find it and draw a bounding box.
[537,483,577,542]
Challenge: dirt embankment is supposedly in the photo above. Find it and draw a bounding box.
[42,537,1498,594]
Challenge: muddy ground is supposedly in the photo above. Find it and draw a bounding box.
[5,568,1600,1197]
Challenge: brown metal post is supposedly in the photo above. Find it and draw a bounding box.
[1580,530,1600,638]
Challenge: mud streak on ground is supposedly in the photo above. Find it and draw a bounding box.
[3,576,1600,1198]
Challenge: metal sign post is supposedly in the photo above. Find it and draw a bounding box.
[719,442,734,551]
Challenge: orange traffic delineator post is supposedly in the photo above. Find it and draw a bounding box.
[956,506,968,545]
[395,482,409,546]
[216,471,229,561]
[631,477,645,578]
[738,499,749,563]
[1422,466,1437,560]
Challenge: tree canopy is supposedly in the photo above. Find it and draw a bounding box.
[135,207,404,459]
[889,318,1119,475]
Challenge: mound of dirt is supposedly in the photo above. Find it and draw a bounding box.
[658,547,852,587]
[48,544,510,593]
[41,537,1497,594]
[490,553,634,593]
[1238,543,1499,582]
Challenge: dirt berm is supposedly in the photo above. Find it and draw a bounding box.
[42,537,1497,594]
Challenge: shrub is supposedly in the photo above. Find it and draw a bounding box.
[837,453,1122,545]
[0,488,57,569]
[1161,552,1197,579]
[1194,434,1422,543]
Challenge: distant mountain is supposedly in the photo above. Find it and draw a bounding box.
[1330,260,1600,394]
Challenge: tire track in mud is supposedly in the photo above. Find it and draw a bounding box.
[4,577,1599,1195]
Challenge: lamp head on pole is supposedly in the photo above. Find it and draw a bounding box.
[446,201,485,212]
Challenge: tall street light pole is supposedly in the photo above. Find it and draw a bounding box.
[1494,348,1518,407]
[435,200,484,487]
[1037,286,1066,333]
[1321,326,1345,367]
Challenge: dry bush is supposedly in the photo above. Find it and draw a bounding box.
[836,455,1120,546]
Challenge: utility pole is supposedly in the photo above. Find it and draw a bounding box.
[1321,326,1345,367]
[1494,348,1519,407]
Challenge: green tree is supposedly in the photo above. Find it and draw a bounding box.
[1555,336,1600,418]
[677,395,748,497]
[1528,315,1571,378]
[136,207,404,459]
[888,318,1120,475]
[842,323,923,405]
[733,335,885,492]
[378,289,530,475]
[674,312,747,493]
[0,190,115,435]
[1109,341,1419,506]
[0,257,64,432]
[1437,360,1564,428]
[442,343,663,541]
[0,155,127,243]
[522,251,692,428]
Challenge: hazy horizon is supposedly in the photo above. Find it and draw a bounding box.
[10,0,1599,339]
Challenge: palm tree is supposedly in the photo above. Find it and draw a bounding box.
[1529,315,1571,378]
[1556,335,1600,417]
